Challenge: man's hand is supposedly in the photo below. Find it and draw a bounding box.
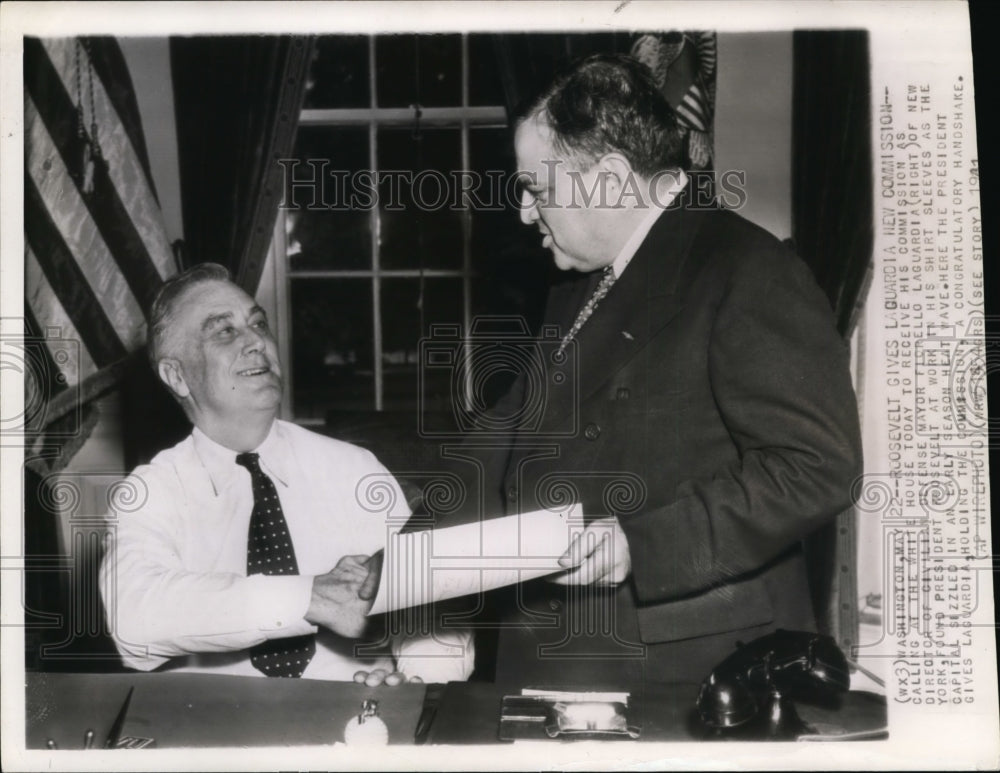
[305,554,381,637]
[548,517,632,586]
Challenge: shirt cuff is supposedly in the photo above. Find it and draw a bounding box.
[249,574,317,636]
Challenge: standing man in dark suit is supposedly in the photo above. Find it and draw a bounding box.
[464,54,863,688]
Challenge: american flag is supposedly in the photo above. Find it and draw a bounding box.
[631,31,717,170]
[20,36,177,471]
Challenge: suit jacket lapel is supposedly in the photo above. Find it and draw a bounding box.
[545,196,710,426]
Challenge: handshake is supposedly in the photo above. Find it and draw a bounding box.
[305,550,384,639]
[304,550,417,687]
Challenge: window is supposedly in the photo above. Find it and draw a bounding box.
[277,34,542,423]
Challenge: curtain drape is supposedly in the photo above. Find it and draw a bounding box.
[792,30,874,336]
[792,30,874,654]
[169,35,313,293]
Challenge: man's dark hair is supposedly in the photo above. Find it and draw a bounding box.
[522,53,685,177]
[147,262,232,367]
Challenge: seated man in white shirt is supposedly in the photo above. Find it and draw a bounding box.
[99,263,473,682]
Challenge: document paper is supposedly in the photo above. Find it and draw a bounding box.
[368,505,583,615]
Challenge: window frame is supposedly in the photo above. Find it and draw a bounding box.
[275,34,508,423]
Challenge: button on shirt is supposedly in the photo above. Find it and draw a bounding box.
[100,419,473,681]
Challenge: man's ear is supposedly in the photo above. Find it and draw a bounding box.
[596,152,635,202]
[157,358,191,400]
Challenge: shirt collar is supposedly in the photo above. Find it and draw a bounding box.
[610,169,688,280]
[191,420,291,496]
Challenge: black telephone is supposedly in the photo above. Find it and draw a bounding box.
[695,629,850,739]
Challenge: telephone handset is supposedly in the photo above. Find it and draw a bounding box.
[695,629,850,738]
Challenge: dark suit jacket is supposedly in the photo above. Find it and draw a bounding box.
[445,198,863,688]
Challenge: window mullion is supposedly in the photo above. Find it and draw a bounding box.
[369,35,383,412]
[300,106,507,127]
[460,34,473,412]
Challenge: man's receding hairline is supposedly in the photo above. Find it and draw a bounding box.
[156,278,236,361]
[518,112,600,174]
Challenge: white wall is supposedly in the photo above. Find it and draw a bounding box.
[715,32,793,241]
[118,37,184,243]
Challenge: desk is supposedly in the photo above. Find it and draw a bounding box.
[26,672,425,748]
[25,673,886,748]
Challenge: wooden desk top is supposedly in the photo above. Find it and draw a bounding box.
[25,672,886,748]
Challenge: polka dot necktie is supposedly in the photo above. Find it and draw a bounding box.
[236,452,316,677]
[557,267,617,355]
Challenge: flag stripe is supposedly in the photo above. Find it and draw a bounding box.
[677,91,708,131]
[24,86,162,315]
[80,36,158,201]
[25,175,128,366]
[36,37,175,281]
[25,93,147,349]
[693,31,717,76]
[26,244,99,387]
[25,40,169,311]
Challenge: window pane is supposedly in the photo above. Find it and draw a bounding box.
[377,128,462,270]
[469,127,552,327]
[382,277,464,411]
[304,36,369,109]
[469,34,506,106]
[375,34,461,107]
[291,278,374,418]
[286,127,371,270]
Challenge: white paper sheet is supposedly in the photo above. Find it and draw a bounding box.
[368,504,583,615]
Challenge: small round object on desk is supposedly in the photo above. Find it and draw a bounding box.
[383,671,405,687]
[344,700,389,746]
[353,670,368,684]
[343,714,389,745]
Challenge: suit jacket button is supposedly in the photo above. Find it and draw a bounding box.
[548,599,561,611]
[584,423,601,440]
[616,387,630,401]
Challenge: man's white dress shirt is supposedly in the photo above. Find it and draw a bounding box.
[100,419,473,681]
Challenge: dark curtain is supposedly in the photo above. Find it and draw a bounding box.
[792,31,874,336]
[792,31,873,653]
[170,35,313,292]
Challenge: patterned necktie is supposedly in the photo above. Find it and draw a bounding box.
[236,452,316,677]
[558,267,617,355]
